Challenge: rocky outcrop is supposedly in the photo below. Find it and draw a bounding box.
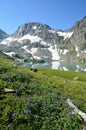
[67,98,86,122]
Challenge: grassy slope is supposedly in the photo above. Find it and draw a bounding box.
[38,68,86,111]
[0,59,86,129]
[1,59,86,110]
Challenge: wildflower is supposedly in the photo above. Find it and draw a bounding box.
[50,104,55,107]
[29,97,32,100]
[12,113,17,117]
[25,109,31,114]
[8,123,11,128]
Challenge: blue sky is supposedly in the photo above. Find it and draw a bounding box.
[0,0,86,34]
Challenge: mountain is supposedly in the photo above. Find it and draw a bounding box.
[0,17,86,62]
[69,16,86,59]
[0,29,8,42]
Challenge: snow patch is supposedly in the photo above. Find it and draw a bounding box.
[48,45,60,60]
[52,61,60,69]
[21,45,32,53]
[18,34,41,43]
[57,31,73,40]
[48,30,56,33]
[40,41,47,45]
[84,50,86,53]
[32,26,37,30]
[76,65,80,72]
[1,34,42,45]
[33,56,41,60]
[59,49,63,55]
[3,51,16,57]
[63,49,68,55]
[21,45,27,49]
[0,37,18,45]
[30,48,38,54]
[75,46,80,57]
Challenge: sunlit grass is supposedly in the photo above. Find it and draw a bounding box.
[0,59,86,129]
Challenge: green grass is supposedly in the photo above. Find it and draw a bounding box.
[66,48,77,55]
[0,59,86,129]
[0,52,13,61]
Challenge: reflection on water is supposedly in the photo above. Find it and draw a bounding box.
[20,61,86,72]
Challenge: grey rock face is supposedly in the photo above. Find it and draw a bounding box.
[64,16,86,60]
[70,16,86,51]
[13,22,51,38]
[0,29,8,41]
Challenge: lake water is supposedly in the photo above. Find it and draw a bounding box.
[20,60,86,72]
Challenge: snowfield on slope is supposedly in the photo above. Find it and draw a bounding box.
[57,31,73,40]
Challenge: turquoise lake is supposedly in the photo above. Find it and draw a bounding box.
[19,60,86,72]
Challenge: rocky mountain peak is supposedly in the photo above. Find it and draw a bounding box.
[0,29,8,42]
[71,16,86,31]
[13,22,52,38]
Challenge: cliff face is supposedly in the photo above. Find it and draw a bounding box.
[70,16,86,55]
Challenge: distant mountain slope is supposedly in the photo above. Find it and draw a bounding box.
[0,29,8,42]
[0,16,86,62]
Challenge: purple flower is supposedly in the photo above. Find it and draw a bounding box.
[8,123,11,128]
[50,104,55,107]
[12,113,17,117]
[28,97,32,100]
[68,115,72,119]
[25,109,31,114]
